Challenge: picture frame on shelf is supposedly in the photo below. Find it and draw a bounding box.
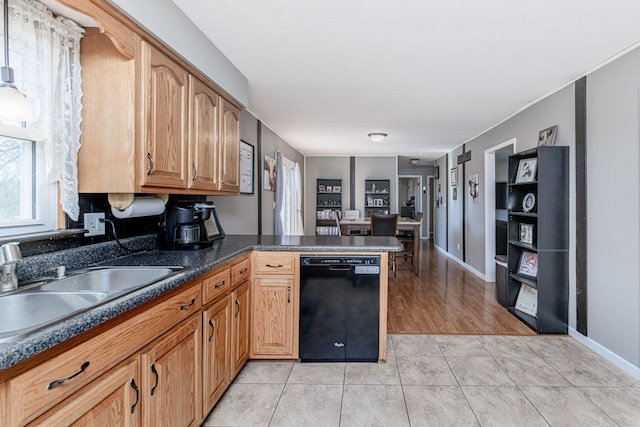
[326,186,332,193]
[367,195,373,207]
[515,158,537,183]
[318,185,325,192]
[522,192,536,213]
[519,223,534,245]
[515,284,538,316]
[538,125,557,147]
[518,251,538,277]
[333,185,341,193]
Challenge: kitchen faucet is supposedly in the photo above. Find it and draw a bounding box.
[0,242,22,292]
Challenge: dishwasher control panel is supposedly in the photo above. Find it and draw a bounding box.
[300,256,380,266]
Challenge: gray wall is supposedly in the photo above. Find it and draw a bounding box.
[434,156,448,250]
[586,47,640,367]
[209,110,259,234]
[304,157,351,236]
[109,0,248,105]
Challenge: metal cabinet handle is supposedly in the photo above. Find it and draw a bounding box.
[239,268,248,274]
[130,379,139,414]
[48,361,90,390]
[222,172,226,184]
[287,286,291,304]
[150,363,159,396]
[179,298,196,311]
[266,264,283,269]
[192,162,197,181]
[208,318,215,342]
[146,152,154,176]
[235,299,240,318]
[214,280,225,289]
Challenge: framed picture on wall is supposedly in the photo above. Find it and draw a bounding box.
[239,141,254,194]
[450,167,458,186]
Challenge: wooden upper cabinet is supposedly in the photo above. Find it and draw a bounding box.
[139,41,189,189]
[189,76,220,191]
[219,100,241,193]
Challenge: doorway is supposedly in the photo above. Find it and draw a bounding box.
[483,138,515,282]
[398,175,422,214]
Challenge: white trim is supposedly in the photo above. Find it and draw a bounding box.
[483,138,516,282]
[435,244,486,280]
[569,328,640,380]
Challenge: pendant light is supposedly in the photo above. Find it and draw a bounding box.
[0,0,34,122]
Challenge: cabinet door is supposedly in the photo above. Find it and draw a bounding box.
[142,316,202,427]
[188,76,220,191]
[30,358,140,427]
[218,99,240,193]
[140,41,189,189]
[202,297,230,416]
[230,281,250,377]
[252,277,297,358]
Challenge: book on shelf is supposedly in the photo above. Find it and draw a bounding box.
[515,284,538,317]
[316,210,340,220]
[315,226,340,236]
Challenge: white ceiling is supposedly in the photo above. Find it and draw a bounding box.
[68,1,640,160]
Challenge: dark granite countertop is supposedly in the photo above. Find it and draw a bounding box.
[0,234,401,372]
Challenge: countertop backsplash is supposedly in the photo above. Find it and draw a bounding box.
[17,234,158,283]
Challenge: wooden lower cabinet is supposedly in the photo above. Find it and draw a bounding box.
[230,281,250,377]
[251,276,298,358]
[30,358,140,426]
[141,315,202,427]
[202,296,230,417]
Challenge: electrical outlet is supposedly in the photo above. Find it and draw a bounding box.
[457,243,461,251]
[84,212,106,236]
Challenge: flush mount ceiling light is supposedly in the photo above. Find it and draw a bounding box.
[410,159,419,166]
[0,0,35,122]
[368,132,387,143]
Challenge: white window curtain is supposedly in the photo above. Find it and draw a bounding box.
[274,151,304,235]
[5,0,84,220]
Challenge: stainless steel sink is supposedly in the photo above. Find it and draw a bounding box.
[0,291,108,340]
[0,266,183,342]
[38,267,177,294]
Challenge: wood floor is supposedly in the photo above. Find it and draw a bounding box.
[388,241,535,335]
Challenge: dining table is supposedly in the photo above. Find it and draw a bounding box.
[339,217,421,275]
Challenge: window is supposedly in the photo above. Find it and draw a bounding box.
[0,0,84,237]
[0,124,57,237]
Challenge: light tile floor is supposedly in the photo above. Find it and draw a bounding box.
[203,335,640,427]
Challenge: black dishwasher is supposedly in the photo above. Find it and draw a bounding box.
[299,255,380,362]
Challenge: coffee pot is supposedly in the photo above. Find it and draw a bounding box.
[159,203,222,250]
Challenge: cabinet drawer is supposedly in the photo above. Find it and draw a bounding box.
[231,258,250,287]
[202,268,231,304]
[254,252,296,275]
[5,283,201,426]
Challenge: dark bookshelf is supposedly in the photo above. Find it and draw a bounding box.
[507,146,569,333]
[316,179,342,235]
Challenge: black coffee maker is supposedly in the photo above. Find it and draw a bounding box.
[159,203,223,250]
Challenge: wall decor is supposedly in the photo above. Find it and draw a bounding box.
[538,125,558,147]
[468,173,479,203]
[452,187,457,201]
[326,186,333,193]
[522,192,536,213]
[263,154,276,191]
[518,251,538,277]
[515,158,537,183]
[435,197,440,208]
[239,141,254,194]
[449,167,458,186]
[519,223,534,245]
[318,185,325,192]
[333,185,341,193]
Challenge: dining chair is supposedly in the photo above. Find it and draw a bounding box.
[397,212,422,265]
[370,213,398,274]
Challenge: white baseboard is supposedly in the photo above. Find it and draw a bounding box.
[569,327,640,380]
[434,245,486,280]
